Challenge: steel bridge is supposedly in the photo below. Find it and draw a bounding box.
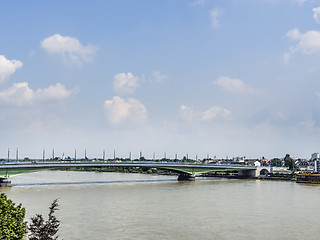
[0,161,257,186]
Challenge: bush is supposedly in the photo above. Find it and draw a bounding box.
[0,193,26,240]
[28,199,60,240]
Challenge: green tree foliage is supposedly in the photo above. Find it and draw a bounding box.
[28,199,60,240]
[0,193,26,240]
[284,154,296,172]
[270,158,282,167]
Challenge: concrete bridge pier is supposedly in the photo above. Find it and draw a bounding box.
[177,173,196,181]
[0,178,12,187]
[237,169,256,178]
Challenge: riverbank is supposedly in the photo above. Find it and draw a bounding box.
[257,176,296,181]
[257,172,296,181]
[56,166,176,175]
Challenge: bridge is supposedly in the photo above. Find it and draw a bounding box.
[0,161,258,186]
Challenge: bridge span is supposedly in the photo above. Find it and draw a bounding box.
[0,161,257,186]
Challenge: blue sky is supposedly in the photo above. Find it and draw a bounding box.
[1,0,320,160]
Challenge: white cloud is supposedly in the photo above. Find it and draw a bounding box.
[0,82,71,106]
[316,92,320,99]
[180,105,230,122]
[210,8,223,29]
[202,107,231,121]
[41,34,97,65]
[214,76,258,94]
[36,83,72,100]
[284,28,320,62]
[104,96,147,125]
[179,105,195,122]
[313,7,320,24]
[0,55,23,83]
[299,119,315,129]
[152,70,167,82]
[113,72,139,94]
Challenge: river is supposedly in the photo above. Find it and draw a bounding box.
[1,170,320,240]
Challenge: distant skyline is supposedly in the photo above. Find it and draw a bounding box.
[1,0,320,160]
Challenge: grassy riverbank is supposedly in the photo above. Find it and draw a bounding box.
[56,166,176,175]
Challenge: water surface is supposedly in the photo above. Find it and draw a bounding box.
[2,171,320,240]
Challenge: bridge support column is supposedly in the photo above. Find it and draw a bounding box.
[177,173,195,181]
[0,178,12,187]
[237,169,256,179]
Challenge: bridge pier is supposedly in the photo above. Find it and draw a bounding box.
[0,178,12,187]
[237,169,256,178]
[177,173,195,181]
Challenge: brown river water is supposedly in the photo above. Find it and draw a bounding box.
[1,171,320,240]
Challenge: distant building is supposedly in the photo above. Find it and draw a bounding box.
[311,153,320,160]
[246,160,256,166]
[297,160,310,172]
[233,156,245,163]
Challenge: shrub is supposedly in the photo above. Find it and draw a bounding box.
[0,193,26,240]
[28,199,60,240]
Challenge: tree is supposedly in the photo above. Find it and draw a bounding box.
[284,154,296,172]
[28,199,60,240]
[270,158,282,167]
[0,193,26,240]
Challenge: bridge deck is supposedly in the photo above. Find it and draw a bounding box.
[0,161,256,178]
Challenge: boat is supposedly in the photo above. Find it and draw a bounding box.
[296,171,320,184]
[0,178,12,187]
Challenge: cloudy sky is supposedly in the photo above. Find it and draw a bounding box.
[1,0,320,160]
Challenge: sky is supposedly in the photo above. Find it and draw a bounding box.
[1,0,320,160]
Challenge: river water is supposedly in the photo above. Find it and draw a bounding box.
[1,170,320,240]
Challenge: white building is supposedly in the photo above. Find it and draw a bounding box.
[254,161,261,167]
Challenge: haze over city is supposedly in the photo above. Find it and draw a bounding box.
[1,0,320,159]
